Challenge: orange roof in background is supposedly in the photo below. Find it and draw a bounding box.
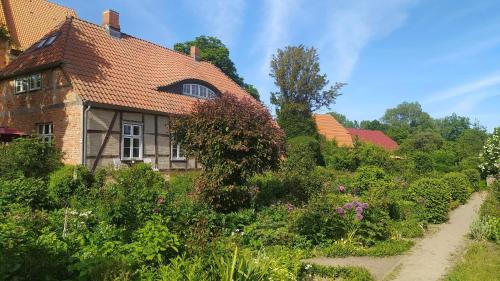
[1,17,254,115]
[0,0,76,50]
[314,114,353,147]
[347,128,399,151]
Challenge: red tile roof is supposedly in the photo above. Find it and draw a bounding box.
[0,0,76,50]
[1,17,255,115]
[347,128,399,151]
[314,114,354,147]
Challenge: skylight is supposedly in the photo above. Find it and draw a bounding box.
[35,34,58,49]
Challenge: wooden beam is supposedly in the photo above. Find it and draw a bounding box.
[91,111,118,173]
[155,115,158,169]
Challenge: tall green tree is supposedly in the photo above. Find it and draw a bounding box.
[381,102,434,142]
[270,45,345,112]
[435,113,471,141]
[359,120,388,131]
[174,36,260,100]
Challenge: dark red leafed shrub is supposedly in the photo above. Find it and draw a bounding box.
[174,94,285,211]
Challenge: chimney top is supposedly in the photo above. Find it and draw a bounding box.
[190,45,200,61]
[102,9,120,31]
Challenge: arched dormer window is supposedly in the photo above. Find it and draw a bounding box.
[182,84,215,99]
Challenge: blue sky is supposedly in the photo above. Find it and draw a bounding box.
[54,0,500,131]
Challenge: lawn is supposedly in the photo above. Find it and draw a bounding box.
[444,241,500,281]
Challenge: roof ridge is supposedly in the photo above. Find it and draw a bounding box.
[69,17,252,98]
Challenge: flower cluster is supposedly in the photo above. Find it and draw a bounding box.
[338,185,346,193]
[336,201,369,220]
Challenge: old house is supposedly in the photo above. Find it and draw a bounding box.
[0,10,255,171]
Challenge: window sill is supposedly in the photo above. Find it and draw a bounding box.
[171,158,187,162]
[14,89,41,95]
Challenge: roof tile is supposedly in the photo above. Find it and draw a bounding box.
[347,128,399,151]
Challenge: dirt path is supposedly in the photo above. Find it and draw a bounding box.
[391,192,486,281]
[303,192,486,281]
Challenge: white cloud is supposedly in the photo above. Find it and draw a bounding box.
[427,73,500,103]
[187,0,246,46]
[323,0,415,81]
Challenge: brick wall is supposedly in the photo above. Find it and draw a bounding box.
[0,67,83,164]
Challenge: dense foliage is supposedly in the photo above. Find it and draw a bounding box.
[408,178,451,223]
[480,127,500,177]
[277,102,319,139]
[174,94,284,211]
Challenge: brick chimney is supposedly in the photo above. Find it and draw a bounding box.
[190,45,200,61]
[102,9,120,31]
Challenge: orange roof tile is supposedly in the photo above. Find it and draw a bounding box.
[314,114,353,147]
[0,0,76,50]
[1,17,256,115]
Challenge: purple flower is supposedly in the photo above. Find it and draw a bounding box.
[362,203,369,209]
[338,185,346,193]
[287,203,295,212]
[355,213,363,221]
[336,207,345,216]
[344,203,353,210]
[355,206,363,214]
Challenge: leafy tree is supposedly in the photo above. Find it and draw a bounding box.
[399,130,444,153]
[381,102,434,142]
[435,113,470,141]
[270,45,345,112]
[359,120,388,131]
[455,128,488,161]
[480,127,500,177]
[174,36,260,100]
[329,112,359,128]
[277,102,318,139]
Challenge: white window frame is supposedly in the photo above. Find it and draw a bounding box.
[121,123,143,161]
[29,73,42,91]
[38,123,53,143]
[15,76,28,94]
[170,136,186,161]
[182,84,215,99]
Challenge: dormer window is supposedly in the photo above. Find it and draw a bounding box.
[182,84,215,99]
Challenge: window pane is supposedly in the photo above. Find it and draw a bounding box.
[178,146,185,158]
[192,84,199,96]
[123,125,131,135]
[133,138,140,149]
[172,143,178,158]
[44,125,49,134]
[124,138,131,158]
[183,84,190,94]
[38,125,43,134]
[200,86,206,97]
[30,73,41,90]
[133,126,140,136]
[133,148,140,158]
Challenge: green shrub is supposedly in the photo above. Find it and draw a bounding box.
[299,263,374,281]
[353,143,393,171]
[352,165,388,194]
[277,102,318,139]
[249,172,286,207]
[411,152,435,175]
[469,216,499,242]
[325,239,414,257]
[48,165,93,207]
[323,142,357,171]
[97,163,168,231]
[462,169,481,191]
[285,136,323,175]
[0,138,61,179]
[0,177,49,210]
[442,172,472,204]
[408,178,451,223]
[431,149,458,173]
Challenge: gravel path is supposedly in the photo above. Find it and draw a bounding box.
[303,192,486,281]
[391,192,486,281]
